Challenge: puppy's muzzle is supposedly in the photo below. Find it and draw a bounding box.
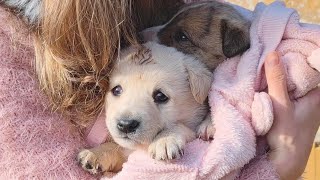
[117,119,140,133]
[140,25,163,42]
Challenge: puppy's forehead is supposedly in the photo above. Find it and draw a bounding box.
[161,1,239,32]
[158,2,230,40]
[165,2,219,26]
[112,43,188,84]
[128,47,155,65]
[122,43,186,67]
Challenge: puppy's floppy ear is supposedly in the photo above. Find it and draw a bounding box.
[221,19,250,58]
[183,57,213,104]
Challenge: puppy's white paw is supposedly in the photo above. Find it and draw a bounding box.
[197,116,215,141]
[77,149,104,175]
[148,136,184,161]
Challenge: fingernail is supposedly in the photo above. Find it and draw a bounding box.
[266,52,279,67]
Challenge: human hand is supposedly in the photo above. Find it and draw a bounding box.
[264,52,320,180]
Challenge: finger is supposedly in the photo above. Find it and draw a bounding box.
[264,52,291,106]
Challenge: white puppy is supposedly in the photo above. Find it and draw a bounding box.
[78,42,214,175]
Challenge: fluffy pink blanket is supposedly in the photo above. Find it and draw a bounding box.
[1,1,319,180]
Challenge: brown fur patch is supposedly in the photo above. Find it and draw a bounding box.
[130,47,154,65]
[157,1,250,70]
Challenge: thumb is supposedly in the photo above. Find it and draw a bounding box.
[264,52,291,107]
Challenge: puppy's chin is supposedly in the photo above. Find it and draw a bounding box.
[113,136,150,150]
[113,133,156,150]
[113,137,140,150]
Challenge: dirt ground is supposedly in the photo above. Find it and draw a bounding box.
[227,0,320,24]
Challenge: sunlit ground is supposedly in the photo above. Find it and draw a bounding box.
[227,0,320,23]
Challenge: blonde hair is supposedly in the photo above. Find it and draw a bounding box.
[34,0,184,126]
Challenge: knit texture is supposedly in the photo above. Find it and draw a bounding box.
[0,7,94,179]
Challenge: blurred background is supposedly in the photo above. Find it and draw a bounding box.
[227,0,320,23]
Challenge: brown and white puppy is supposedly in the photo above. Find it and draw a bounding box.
[141,0,250,70]
[78,42,213,175]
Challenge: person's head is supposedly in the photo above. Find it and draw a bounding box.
[34,0,184,126]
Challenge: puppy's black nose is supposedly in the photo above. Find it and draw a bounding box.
[117,119,140,133]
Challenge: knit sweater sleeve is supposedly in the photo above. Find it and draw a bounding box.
[0,6,94,179]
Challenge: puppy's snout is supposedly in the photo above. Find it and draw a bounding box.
[140,30,156,42]
[140,25,162,42]
[117,119,140,133]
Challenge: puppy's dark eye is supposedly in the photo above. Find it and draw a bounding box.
[111,85,123,96]
[175,31,189,42]
[153,90,169,104]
